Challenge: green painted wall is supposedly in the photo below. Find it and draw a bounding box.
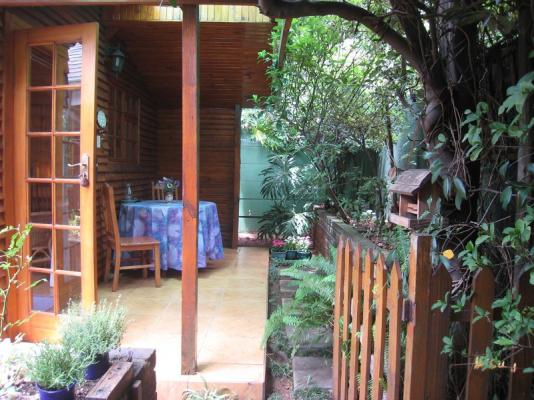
[239,132,274,233]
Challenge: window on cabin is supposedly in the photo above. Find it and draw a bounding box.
[108,84,140,163]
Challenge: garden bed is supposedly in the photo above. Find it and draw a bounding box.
[265,255,334,400]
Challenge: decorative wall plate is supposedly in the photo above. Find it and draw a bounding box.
[97,109,107,129]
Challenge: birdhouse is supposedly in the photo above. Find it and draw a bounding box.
[389,169,438,229]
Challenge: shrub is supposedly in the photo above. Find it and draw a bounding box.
[26,341,89,390]
[59,300,127,363]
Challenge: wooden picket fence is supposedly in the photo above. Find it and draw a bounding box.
[332,233,534,400]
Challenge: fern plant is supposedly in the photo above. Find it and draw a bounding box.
[263,249,336,353]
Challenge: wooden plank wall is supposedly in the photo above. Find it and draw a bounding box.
[0,6,244,268]
[1,7,158,278]
[157,108,237,247]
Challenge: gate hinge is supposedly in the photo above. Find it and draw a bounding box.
[402,299,416,323]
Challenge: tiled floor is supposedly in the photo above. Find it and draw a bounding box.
[99,247,269,400]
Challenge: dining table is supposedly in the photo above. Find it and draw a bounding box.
[118,200,224,271]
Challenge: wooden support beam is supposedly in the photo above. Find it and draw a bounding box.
[181,3,200,375]
[277,18,292,69]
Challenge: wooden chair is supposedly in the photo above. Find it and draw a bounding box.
[152,182,180,200]
[103,183,161,292]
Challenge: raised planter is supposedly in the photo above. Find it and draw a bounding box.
[313,210,382,259]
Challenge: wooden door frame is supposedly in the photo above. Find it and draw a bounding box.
[9,22,99,341]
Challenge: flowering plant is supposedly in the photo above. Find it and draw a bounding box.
[271,239,286,252]
[360,209,377,224]
[284,236,299,251]
[158,177,180,193]
[296,236,311,251]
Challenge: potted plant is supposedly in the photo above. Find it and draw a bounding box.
[60,300,126,381]
[270,239,287,260]
[296,236,312,259]
[26,341,88,400]
[284,236,299,260]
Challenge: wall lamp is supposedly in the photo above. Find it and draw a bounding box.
[107,45,126,74]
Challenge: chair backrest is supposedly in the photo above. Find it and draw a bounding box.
[152,182,180,200]
[103,183,121,248]
[152,182,164,200]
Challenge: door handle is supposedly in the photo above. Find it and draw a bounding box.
[68,154,90,187]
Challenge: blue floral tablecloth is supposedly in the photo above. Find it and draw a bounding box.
[118,200,224,271]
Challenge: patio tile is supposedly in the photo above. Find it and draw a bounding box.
[209,316,266,339]
[199,335,264,365]
[100,246,269,397]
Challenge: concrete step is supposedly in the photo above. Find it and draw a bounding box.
[292,356,333,392]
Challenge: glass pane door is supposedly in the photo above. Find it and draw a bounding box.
[27,42,83,314]
[14,24,98,340]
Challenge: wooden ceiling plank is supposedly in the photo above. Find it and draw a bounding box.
[0,0,258,5]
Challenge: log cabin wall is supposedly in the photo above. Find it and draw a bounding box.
[1,7,158,278]
[157,107,238,248]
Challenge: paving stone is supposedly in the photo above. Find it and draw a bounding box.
[292,356,333,391]
[279,279,298,297]
[285,326,332,351]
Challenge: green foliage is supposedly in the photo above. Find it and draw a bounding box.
[293,387,331,400]
[434,71,534,374]
[267,394,283,400]
[263,251,336,354]
[0,225,34,335]
[26,341,91,391]
[257,154,317,239]
[59,300,127,363]
[258,202,294,239]
[253,16,415,226]
[268,357,292,378]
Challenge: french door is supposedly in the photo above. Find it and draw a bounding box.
[13,24,99,341]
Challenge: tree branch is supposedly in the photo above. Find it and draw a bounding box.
[258,0,425,73]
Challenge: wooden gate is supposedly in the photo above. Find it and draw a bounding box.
[332,233,533,400]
